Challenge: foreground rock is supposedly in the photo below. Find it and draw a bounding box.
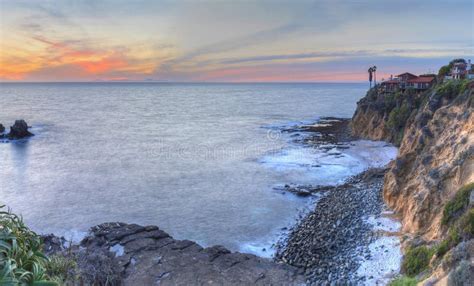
[8,119,34,139]
[0,123,4,133]
[44,223,305,285]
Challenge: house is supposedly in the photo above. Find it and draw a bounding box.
[381,73,435,93]
[396,73,418,90]
[452,62,467,79]
[445,59,474,80]
[407,76,436,90]
[381,79,399,92]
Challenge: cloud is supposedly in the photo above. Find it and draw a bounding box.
[0,35,160,80]
[158,23,302,73]
[215,48,474,65]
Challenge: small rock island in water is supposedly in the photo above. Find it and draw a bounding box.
[0,119,34,140]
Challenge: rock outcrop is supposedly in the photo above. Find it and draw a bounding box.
[44,222,305,286]
[8,119,34,139]
[0,123,5,133]
[352,81,473,239]
[351,88,397,143]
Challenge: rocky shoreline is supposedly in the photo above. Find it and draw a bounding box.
[273,118,401,285]
[276,168,393,284]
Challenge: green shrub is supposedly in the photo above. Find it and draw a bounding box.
[435,227,462,258]
[389,276,418,286]
[0,205,58,285]
[435,239,450,257]
[459,79,470,94]
[442,183,474,225]
[384,93,396,111]
[435,80,468,99]
[458,208,474,238]
[387,102,411,130]
[402,246,433,276]
[448,58,466,67]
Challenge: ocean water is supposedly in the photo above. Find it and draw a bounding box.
[0,82,396,256]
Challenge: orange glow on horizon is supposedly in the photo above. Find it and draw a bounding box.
[0,36,157,81]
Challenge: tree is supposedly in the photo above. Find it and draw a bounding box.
[448,59,466,68]
[368,67,373,88]
[372,66,377,85]
[438,65,450,76]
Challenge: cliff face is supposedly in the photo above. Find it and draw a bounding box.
[352,81,474,239]
[384,89,473,239]
[350,88,396,143]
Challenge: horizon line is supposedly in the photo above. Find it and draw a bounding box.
[0,80,368,84]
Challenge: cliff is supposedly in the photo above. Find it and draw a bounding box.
[351,78,474,283]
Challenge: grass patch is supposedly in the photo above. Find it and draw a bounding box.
[389,276,418,286]
[46,254,77,284]
[401,246,433,276]
[442,183,474,225]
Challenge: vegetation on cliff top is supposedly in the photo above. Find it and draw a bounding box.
[434,79,470,99]
[361,65,471,146]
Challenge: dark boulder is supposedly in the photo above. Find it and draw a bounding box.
[8,120,34,139]
[0,123,4,133]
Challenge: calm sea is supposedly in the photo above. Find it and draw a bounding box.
[0,82,396,257]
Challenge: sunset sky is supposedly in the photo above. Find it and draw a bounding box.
[1,0,473,82]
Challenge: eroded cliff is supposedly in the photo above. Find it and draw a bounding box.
[352,78,473,283]
[352,80,473,237]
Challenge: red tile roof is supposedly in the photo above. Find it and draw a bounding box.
[407,76,435,83]
[396,72,417,78]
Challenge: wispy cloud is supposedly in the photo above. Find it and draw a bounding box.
[216,48,474,65]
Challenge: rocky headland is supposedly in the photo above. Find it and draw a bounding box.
[352,77,473,284]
